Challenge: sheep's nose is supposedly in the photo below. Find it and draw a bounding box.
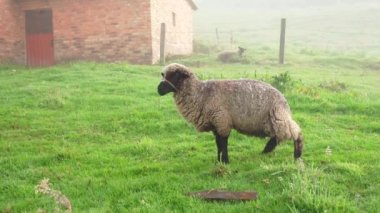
[157,82,166,96]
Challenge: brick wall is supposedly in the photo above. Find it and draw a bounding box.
[0,0,24,64]
[17,0,154,64]
[150,0,194,64]
[0,0,195,65]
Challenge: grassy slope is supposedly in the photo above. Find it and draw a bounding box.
[0,51,379,212]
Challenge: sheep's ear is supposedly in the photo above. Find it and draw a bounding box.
[175,69,190,79]
[180,71,190,79]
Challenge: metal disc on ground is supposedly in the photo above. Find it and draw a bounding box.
[188,190,258,201]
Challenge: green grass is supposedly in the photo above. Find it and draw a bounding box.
[1,48,380,212]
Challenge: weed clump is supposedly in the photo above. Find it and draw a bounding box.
[38,89,67,109]
[319,80,347,92]
[296,85,320,99]
[213,162,233,177]
[270,72,294,93]
[35,178,72,213]
[283,167,357,212]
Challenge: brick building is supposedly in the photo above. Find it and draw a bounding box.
[0,0,197,66]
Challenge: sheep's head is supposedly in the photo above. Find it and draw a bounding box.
[238,47,247,56]
[157,63,192,96]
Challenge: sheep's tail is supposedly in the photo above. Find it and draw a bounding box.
[269,103,303,159]
[269,103,299,140]
[288,119,301,141]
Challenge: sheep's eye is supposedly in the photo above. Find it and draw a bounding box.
[161,73,164,77]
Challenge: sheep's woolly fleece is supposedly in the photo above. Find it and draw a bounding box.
[164,63,302,144]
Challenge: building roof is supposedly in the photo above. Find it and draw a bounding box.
[186,0,198,10]
[14,0,198,10]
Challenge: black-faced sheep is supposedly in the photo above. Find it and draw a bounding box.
[217,47,246,63]
[157,63,303,164]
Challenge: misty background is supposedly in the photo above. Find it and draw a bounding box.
[193,0,380,55]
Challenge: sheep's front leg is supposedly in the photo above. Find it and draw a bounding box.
[213,131,229,164]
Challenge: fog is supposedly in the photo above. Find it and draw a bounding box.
[194,0,380,10]
[193,0,380,54]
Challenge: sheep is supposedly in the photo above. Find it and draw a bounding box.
[217,46,246,63]
[157,63,303,164]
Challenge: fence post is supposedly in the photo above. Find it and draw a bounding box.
[215,28,219,47]
[279,18,286,64]
[160,23,166,65]
[230,31,234,45]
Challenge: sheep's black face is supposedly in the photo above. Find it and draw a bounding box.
[157,82,172,96]
[238,47,247,56]
[157,73,174,96]
[157,69,189,96]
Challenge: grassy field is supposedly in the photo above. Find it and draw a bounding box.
[1,47,380,212]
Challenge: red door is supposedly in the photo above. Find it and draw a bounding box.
[25,9,54,67]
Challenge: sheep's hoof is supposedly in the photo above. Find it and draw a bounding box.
[295,158,305,171]
[261,150,272,154]
[215,160,229,165]
[219,160,229,165]
[294,151,302,159]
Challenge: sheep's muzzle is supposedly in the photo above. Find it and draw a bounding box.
[157,80,176,96]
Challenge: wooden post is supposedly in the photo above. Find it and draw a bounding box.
[279,18,286,64]
[160,23,166,65]
[230,31,234,45]
[215,28,219,46]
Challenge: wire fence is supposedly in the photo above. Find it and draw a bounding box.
[191,19,380,54]
[160,17,380,65]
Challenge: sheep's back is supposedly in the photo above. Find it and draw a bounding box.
[203,80,290,136]
[217,51,235,62]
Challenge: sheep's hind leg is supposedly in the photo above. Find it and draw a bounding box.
[213,131,229,164]
[262,137,278,154]
[294,135,303,159]
[213,131,222,162]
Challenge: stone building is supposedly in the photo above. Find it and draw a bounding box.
[0,0,197,66]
